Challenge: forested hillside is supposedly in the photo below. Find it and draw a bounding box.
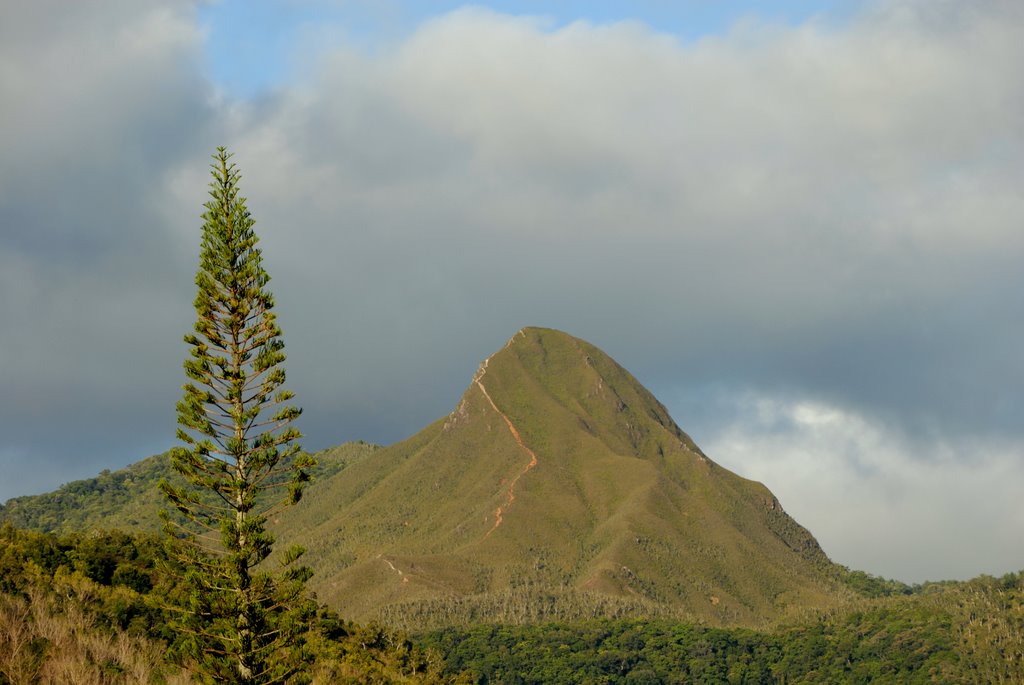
[0,442,380,535]
[421,577,1024,683]
[2,524,1021,683]
[0,525,448,684]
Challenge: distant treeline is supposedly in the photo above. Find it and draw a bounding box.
[419,575,1024,684]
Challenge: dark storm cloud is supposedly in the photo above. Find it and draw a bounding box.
[0,0,218,491]
[1,0,1022,580]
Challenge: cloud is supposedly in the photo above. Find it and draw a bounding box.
[0,0,1022,581]
[0,0,216,486]
[223,1,1024,445]
[701,391,1024,582]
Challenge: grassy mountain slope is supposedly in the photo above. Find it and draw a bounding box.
[276,327,848,628]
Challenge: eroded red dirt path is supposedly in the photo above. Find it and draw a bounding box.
[474,358,539,538]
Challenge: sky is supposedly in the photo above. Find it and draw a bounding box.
[1,0,1022,584]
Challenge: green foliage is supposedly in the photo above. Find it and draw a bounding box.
[0,456,172,533]
[160,147,315,684]
[304,609,452,683]
[0,525,452,683]
[837,567,914,598]
[0,524,172,645]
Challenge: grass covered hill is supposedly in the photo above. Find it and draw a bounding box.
[274,327,850,628]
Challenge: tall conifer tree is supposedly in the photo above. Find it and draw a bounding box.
[161,147,315,684]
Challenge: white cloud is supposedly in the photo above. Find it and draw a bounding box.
[703,392,1024,582]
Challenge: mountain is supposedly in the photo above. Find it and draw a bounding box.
[2,327,850,628]
[275,327,848,627]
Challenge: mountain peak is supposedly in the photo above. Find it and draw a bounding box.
[459,326,693,461]
[471,326,572,377]
[280,328,842,628]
